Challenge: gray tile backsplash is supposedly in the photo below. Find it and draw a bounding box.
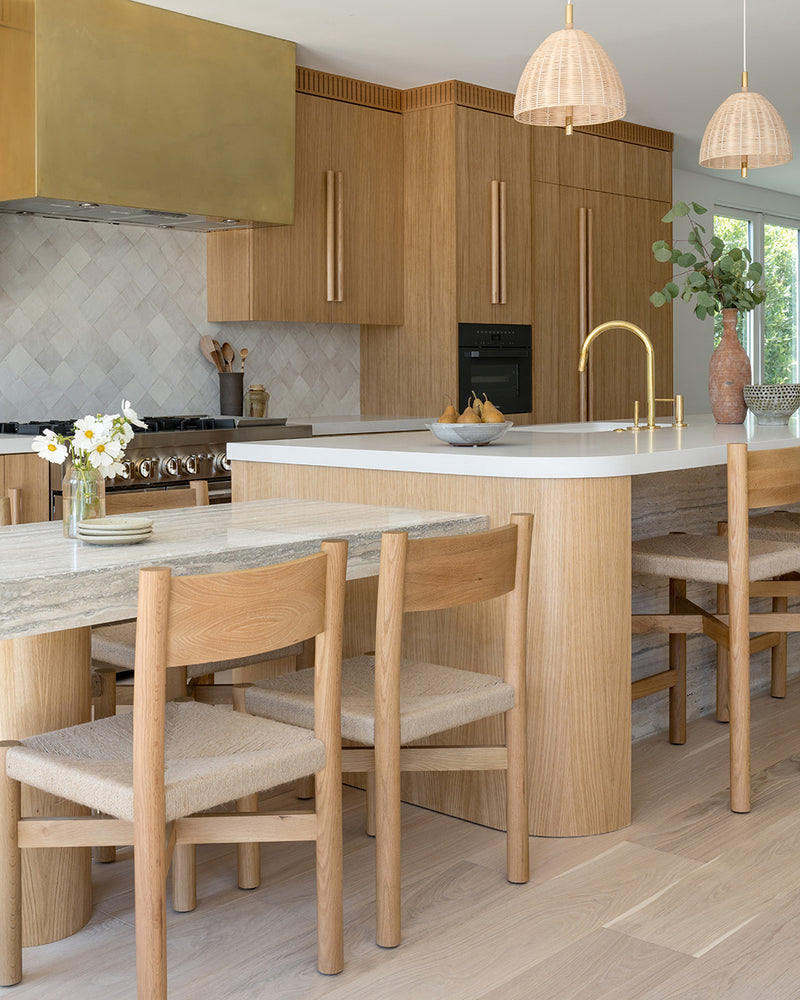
[0,214,360,421]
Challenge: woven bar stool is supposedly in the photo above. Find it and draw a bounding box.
[631,443,800,813]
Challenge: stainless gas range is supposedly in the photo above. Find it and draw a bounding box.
[2,415,312,516]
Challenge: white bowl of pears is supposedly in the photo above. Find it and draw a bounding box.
[426,394,513,446]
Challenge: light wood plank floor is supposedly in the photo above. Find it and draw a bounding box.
[14,680,800,999]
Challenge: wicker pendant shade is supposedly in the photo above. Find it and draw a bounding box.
[699,0,792,177]
[514,2,626,133]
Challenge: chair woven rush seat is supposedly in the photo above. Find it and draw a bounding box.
[241,513,534,949]
[632,442,800,814]
[5,702,324,824]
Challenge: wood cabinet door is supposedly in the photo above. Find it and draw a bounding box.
[584,191,672,421]
[250,93,332,323]
[456,108,531,325]
[329,100,403,326]
[3,453,49,522]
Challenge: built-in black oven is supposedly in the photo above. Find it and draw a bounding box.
[457,323,532,414]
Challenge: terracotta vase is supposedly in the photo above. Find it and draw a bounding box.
[708,308,751,424]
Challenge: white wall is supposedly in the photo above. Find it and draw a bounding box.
[672,168,800,413]
[0,214,361,422]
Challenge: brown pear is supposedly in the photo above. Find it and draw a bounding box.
[470,391,483,420]
[457,403,481,423]
[438,402,458,423]
[481,395,506,423]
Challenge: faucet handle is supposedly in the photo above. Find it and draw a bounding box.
[655,394,687,428]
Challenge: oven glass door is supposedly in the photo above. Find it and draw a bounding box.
[458,347,532,414]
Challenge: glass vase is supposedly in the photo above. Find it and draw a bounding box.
[62,462,106,538]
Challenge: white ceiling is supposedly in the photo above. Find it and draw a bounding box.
[139,0,800,199]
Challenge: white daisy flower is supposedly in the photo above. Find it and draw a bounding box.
[86,436,124,472]
[31,430,67,464]
[122,400,147,428]
[73,415,108,453]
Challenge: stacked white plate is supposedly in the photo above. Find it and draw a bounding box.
[77,516,154,546]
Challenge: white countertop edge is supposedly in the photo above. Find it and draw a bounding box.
[0,436,43,456]
[227,416,800,479]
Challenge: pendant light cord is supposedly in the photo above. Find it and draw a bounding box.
[743,0,747,73]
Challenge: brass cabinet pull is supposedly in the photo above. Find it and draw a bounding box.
[491,180,500,304]
[326,170,344,304]
[326,170,336,302]
[490,180,508,306]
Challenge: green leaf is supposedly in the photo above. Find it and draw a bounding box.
[710,236,724,249]
[671,201,690,217]
[670,249,683,263]
[695,304,707,320]
[691,202,708,214]
[650,290,667,307]
[677,252,696,267]
[688,271,706,288]
[697,290,716,309]
[665,282,679,298]
[710,246,722,262]
[748,261,763,280]
[652,239,669,252]
[653,246,672,263]
[728,247,743,261]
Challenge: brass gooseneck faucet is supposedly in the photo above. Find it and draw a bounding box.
[577,321,657,430]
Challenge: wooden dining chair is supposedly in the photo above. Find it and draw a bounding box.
[0,539,348,996]
[241,513,533,948]
[631,442,800,813]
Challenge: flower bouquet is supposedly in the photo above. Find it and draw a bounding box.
[32,401,147,537]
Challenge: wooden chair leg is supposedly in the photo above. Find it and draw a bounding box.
[230,685,261,889]
[0,743,22,987]
[771,594,788,698]
[364,771,376,838]
[134,827,168,1000]
[668,579,687,745]
[728,591,751,815]
[374,735,401,948]
[236,794,261,890]
[314,762,343,974]
[294,775,315,800]
[92,665,118,721]
[716,583,730,722]
[505,703,529,884]
[171,845,197,912]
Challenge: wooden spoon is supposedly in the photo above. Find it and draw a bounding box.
[240,347,249,374]
[221,342,235,373]
[200,335,223,372]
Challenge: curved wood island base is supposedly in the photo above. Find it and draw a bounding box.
[0,628,92,945]
[233,461,633,837]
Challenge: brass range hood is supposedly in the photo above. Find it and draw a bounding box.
[0,0,295,230]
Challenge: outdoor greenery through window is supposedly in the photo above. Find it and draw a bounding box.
[714,211,800,384]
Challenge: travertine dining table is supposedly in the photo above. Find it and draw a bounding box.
[0,498,486,946]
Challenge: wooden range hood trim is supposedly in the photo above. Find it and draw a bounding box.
[297,67,672,152]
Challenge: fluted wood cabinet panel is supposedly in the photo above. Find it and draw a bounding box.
[456,106,531,324]
[2,453,48,522]
[208,93,403,325]
[532,185,672,424]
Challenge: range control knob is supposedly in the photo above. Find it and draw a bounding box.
[134,457,156,480]
[117,460,133,481]
[214,453,232,473]
[181,454,199,476]
[161,455,180,477]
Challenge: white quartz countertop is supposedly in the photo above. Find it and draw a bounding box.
[228,414,800,479]
[286,415,430,435]
[0,498,486,638]
[0,434,42,456]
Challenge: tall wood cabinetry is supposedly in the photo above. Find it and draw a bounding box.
[361,85,531,417]
[1,453,48,522]
[208,76,403,326]
[532,127,673,423]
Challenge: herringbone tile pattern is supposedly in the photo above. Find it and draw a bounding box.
[0,214,360,421]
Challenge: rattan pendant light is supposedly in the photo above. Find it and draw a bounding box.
[513,2,626,133]
[699,0,792,177]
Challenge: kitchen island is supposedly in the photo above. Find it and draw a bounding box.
[229,415,800,838]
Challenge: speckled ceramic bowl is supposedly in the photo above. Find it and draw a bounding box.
[426,421,513,446]
[743,384,800,425]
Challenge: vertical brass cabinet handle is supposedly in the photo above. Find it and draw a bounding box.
[498,181,507,305]
[334,171,344,303]
[325,170,336,303]
[578,206,589,422]
[490,180,500,304]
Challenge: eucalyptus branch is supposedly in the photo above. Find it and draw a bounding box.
[650,201,766,322]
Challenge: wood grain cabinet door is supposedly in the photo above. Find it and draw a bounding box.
[456,107,531,325]
[208,93,403,326]
[2,453,49,522]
